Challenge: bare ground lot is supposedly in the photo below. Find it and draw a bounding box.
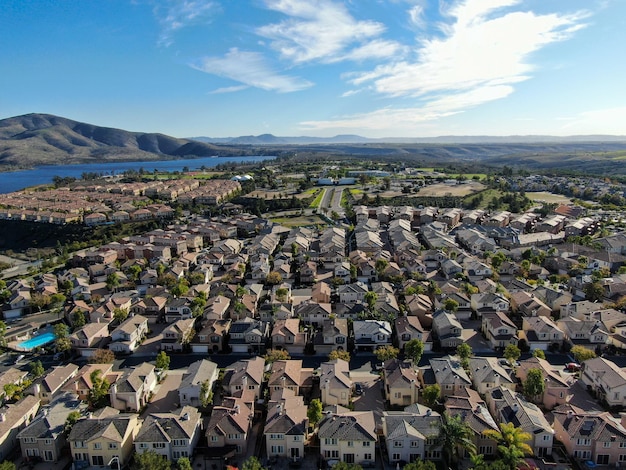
[417,181,485,197]
[526,191,573,204]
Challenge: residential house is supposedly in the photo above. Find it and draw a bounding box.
[481,311,518,350]
[426,356,472,399]
[18,393,86,463]
[30,364,79,405]
[271,319,308,355]
[432,310,463,349]
[405,294,434,328]
[178,359,219,407]
[134,406,202,461]
[553,404,626,465]
[580,357,626,407]
[510,292,551,318]
[353,320,392,351]
[486,386,554,457]
[0,395,40,462]
[395,316,432,353]
[445,388,500,459]
[312,318,348,356]
[229,318,269,354]
[319,359,353,407]
[300,261,318,284]
[109,362,157,412]
[206,397,253,455]
[296,302,332,327]
[468,357,515,396]
[165,298,193,323]
[68,413,140,469]
[264,388,308,460]
[318,411,377,465]
[470,292,510,318]
[383,359,420,407]
[203,295,231,321]
[516,357,573,410]
[520,316,565,351]
[69,322,110,357]
[222,357,266,401]
[381,407,442,464]
[337,282,369,304]
[190,319,231,354]
[108,314,148,354]
[268,360,314,399]
[557,316,609,350]
[62,364,116,402]
[160,318,196,352]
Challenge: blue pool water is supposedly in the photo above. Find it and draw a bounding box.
[17,332,56,350]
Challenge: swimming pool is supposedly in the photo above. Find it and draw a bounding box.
[17,332,56,350]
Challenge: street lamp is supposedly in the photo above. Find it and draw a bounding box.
[108,456,120,470]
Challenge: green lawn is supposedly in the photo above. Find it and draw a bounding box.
[309,189,325,208]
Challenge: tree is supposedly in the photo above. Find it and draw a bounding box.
[483,422,533,470]
[422,384,440,407]
[241,457,265,470]
[532,349,546,359]
[275,287,289,302]
[444,298,459,312]
[200,380,213,407]
[155,351,170,371]
[308,398,323,428]
[264,349,290,363]
[584,281,605,302]
[106,272,120,291]
[0,462,16,470]
[132,450,172,470]
[405,339,425,364]
[503,344,521,365]
[456,343,473,361]
[331,463,362,470]
[266,271,283,285]
[328,349,351,361]
[30,292,50,312]
[89,369,110,409]
[375,345,399,362]
[89,349,115,364]
[434,412,477,468]
[571,345,597,363]
[523,368,546,402]
[30,360,44,378]
[64,410,81,434]
[54,323,71,353]
[171,279,190,297]
[404,461,436,470]
[72,310,86,330]
[0,321,6,347]
[177,457,193,470]
[113,307,129,323]
[364,291,378,311]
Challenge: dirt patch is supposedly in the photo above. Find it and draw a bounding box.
[417,181,485,197]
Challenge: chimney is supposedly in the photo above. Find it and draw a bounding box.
[513,403,519,413]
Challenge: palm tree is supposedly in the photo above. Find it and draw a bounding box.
[483,422,533,470]
[433,412,476,469]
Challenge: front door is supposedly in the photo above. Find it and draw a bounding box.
[291,448,300,458]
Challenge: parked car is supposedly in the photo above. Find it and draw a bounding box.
[566,362,581,372]
[354,383,364,395]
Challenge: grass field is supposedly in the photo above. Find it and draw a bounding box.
[526,191,572,204]
[269,214,326,227]
[309,189,325,208]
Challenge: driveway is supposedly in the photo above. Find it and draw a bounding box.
[351,370,385,430]
[141,368,185,416]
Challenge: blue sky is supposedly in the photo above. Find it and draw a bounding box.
[2,0,625,138]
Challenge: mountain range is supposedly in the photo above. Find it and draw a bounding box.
[2,113,626,174]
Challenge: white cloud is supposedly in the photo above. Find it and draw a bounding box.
[257,0,403,63]
[191,48,314,93]
[558,107,626,135]
[209,85,249,94]
[154,0,218,47]
[305,0,588,132]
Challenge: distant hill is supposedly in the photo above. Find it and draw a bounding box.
[191,133,626,145]
[0,113,244,169]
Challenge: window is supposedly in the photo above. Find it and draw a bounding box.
[426,450,441,459]
[620,442,626,448]
[597,455,609,465]
[479,446,493,455]
[139,443,148,449]
[363,442,371,447]
[270,434,283,440]
[348,441,354,447]
[574,451,591,459]
[74,441,86,449]
[577,438,591,446]
[392,454,401,461]
[336,337,345,344]
[92,456,104,466]
[93,443,101,450]
[325,438,337,446]
[543,435,551,441]
[108,443,118,449]
[411,441,419,448]
[620,455,626,462]
[153,443,166,449]
[248,385,255,390]
[174,439,188,447]
[364,454,372,461]
[210,436,219,442]
[44,439,53,445]
[293,436,301,441]
[604,442,611,448]
[271,446,284,454]
[26,449,39,457]
[394,441,403,448]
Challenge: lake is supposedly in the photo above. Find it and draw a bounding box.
[0,155,276,194]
